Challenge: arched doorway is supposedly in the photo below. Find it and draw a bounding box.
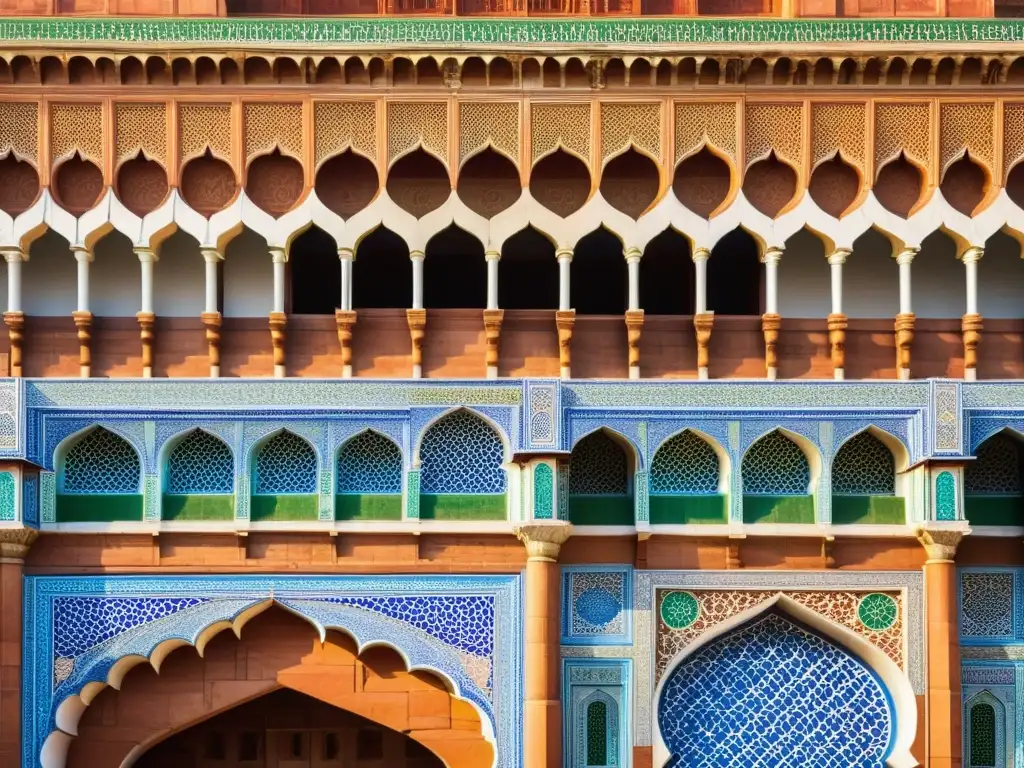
[134,688,445,768]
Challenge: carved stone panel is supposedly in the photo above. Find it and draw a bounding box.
[116,156,169,217]
[0,155,39,216]
[245,151,304,216]
[181,153,237,216]
[54,154,104,216]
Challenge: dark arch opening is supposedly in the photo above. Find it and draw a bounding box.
[809,155,860,218]
[315,58,342,84]
[315,151,379,218]
[530,149,591,218]
[458,148,522,219]
[1007,162,1024,209]
[499,227,558,310]
[289,226,339,315]
[344,57,369,85]
[116,154,169,218]
[246,148,304,217]
[573,228,625,316]
[708,229,760,316]
[181,150,237,217]
[54,153,104,216]
[745,58,768,84]
[353,228,410,310]
[424,226,485,309]
[195,56,218,85]
[600,148,659,219]
[874,153,922,218]
[490,58,514,85]
[673,147,731,218]
[641,229,693,316]
[121,56,145,85]
[387,149,450,218]
[743,152,797,218]
[0,154,39,217]
[941,153,988,216]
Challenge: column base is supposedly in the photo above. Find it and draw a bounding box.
[210,365,221,378]
[483,308,504,378]
[766,366,778,381]
[694,312,714,376]
[560,365,570,380]
[628,366,640,380]
[962,312,982,381]
[834,368,844,380]
[895,312,915,381]
[827,312,847,378]
[3,311,24,378]
[137,310,156,378]
[486,365,498,379]
[412,364,423,379]
[335,308,357,379]
[342,364,353,379]
[698,367,709,380]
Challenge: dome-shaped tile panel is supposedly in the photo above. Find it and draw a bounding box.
[574,587,621,628]
[658,611,893,768]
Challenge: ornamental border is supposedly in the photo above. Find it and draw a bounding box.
[21,574,522,768]
[2,18,1024,49]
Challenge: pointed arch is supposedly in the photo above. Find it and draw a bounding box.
[56,426,144,523]
[336,430,403,521]
[568,428,636,526]
[249,430,319,522]
[649,428,728,525]
[831,428,906,525]
[580,689,619,768]
[741,428,818,524]
[963,690,1006,768]
[965,429,1024,526]
[654,594,916,768]
[164,429,234,495]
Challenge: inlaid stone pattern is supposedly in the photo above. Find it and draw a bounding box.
[337,430,402,494]
[961,572,1015,638]
[675,102,737,164]
[655,589,905,679]
[115,103,167,166]
[419,410,506,495]
[657,611,893,768]
[460,101,520,166]
[314,101,377,166]
[566,569,627,639]
[0,102,37,163]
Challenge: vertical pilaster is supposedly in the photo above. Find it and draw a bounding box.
[2,249,26,378]
[136,247,158,378]
[515,522,573,768]
[916,526,967,768]
[960,246,983,382]
[692,246,713,380]
[895,247,917,381]
[0,529,37,768]
[201,248,223,378]
[761,246,783,381]
[827,248,850,381]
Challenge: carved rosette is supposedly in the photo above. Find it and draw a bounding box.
[201,311,222,376]
[761,312,782,379]
[895,312,915,379]
[915,525,968,563]
[827,312,848,378]
[962,313,983,377]
[0,528,39,562]
[483,309,504,377]
[269,311,287,378]
[514,521,573,562]
[137,311,155,377]
[3,311,25,377]
[694,313,714,377]
[335,309,357,378]
[406,308,427,378]
[625,309,644,377]
[555,309,576,379]
[72,310,92,378]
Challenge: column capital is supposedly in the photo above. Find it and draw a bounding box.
[200,247,224,263]
[72,246,93,263]
[0,247,26,263]
[269,247,288,264]
[337,247,355,261]
[895,247,919,266]
[485,250,501,262]
[827,248,852,266]
[960,245,984,264]
[623,246,642,263]
[692,246,711,263]
[915,524,969,563]
[760,245,784,265]
[515,522,573,562]
[409,249,426,261]
[0,527,39,562]
[555,247,573,263]
[134,246,158,263]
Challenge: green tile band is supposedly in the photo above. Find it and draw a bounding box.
[1,17,1024,48]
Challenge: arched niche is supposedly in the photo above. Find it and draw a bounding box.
[195,56,219,85]
[458,147,522,219]
[116,154,169,218]
[641,229,693,316]
[387,148,450,218]
[941,153,989,217]
[874,153,923,218]
[707,228,761,316]
[245,148,304,216]
[161,428,234,522]
[743,152,797,218]
[315,150,379,218]
[499,226,558,310]
[649,429,728,524]
[53,153,104,217]
[180,150,237,216]
[0,153,40,217]
[56,425,143,523]
[250,430,319,522]
[831,429,906,525]
[461,56,487,86]
[424,225,486,309]
[567,428,636,526]
[336,430,403,521]
[808,155,860,218]
[741,429,818,524]
[315,58,343,84]
[352,227,411,310]
[673,146,731,218]
[600,148,659,219]
[965,429,1024,526]
[572,228,626,316]
[490,58,514,86]
[289,226,339,315]
[530,149,591,218]
[963,691,1007,768]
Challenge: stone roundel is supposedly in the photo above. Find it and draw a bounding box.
[856,593,897,631]
[660,590,700,630]
[575,587,621,628]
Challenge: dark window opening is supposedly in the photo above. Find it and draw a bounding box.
[239,731,260,761]
[708,229,761,315]
[289,226,340,315]
[424,225,486,309]
[356,730,384,760]
[204,732,227,761]
[353,227,411,309]
[641,229,693,315]
[572,228,625,316]
[499,227,558,310]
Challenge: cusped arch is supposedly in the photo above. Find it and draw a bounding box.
[416,408,508,496]
[653,594,917,768]
[834,425,909,473]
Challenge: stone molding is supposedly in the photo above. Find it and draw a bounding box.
[0,527,38,561]
[915,524,969,562]
[515,521,572,562]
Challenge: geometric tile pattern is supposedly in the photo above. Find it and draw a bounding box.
[966,433,1022,494]
[936,470,958,520]
[657,611,894,768]
[563,567,632,645]
[741,431,810,495]
[569,431,628,495]
[650,430,719,495]
[166,429,233,494]
[61,427,141,493]
[655,589,905,679]
[337,430,402,494]
[254,431,317,494]
[832,432,895,495]
[961,572,1015,638]
[420,410,506,494]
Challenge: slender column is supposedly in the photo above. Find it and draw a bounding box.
[692,246,714,381]
[200,248,223,378]
[761,246,783,380]
[135,247,158,378]
[269,247,287,379]
[916,526,967,768]
[407,250,426,379]
[624,247,644,380]
[826,248,851,381]
[0,529,38,768]
[555,248,575,381]
[483,250,503,380]
[894,247,917,381]
[515,522,573,768]
[960,246,984,381]
[72,246,93,378]
[2,249,26,377]
[336,248,357,379]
